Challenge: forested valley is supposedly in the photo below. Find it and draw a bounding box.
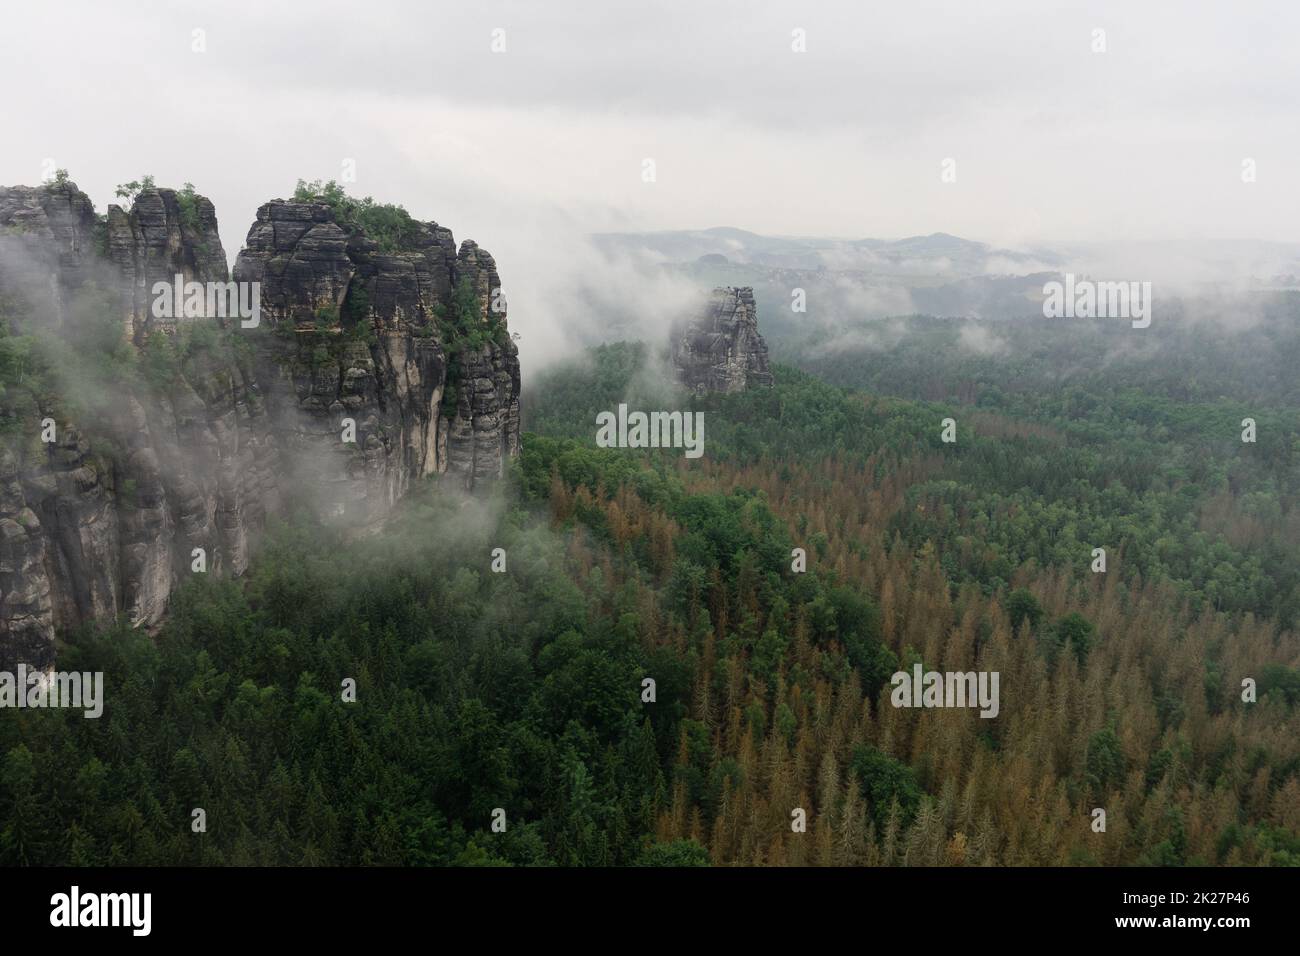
[3,302,1299,867]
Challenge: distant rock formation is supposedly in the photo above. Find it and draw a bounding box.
[0,179,520,669]
[670,286,773,393]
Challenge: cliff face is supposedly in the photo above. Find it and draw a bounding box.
[0,181,520,670]
[671,286,773,393]
[232,200,520,519]
[106,187,229,340]
[0,183,99,327]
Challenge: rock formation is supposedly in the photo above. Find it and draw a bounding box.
[106,186,229,340]
[670,286,773,393]
[0,180,520,670]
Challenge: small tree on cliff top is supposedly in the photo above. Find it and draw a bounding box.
[292,179,422,253]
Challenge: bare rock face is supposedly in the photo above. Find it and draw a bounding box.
[445,240,522,487]
[0,180,520,669]
[105,187,228,340]
[671,286,773,393]
[0,182,99,329]
[0,448,54,670]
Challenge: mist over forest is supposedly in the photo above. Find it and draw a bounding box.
[0,4,1297,939]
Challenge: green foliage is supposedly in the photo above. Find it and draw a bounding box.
[292,179,423,253]
[176,182,202,235]
[634,839,710,866]
[1006,589,1043,635]
[140,330,181,390]
[0,281,139,433]
[4,310,1297,868]
[114,174,155,207]
[1085,726,1126,797]
[343,285,372,327]
[851,745,924,831]
[1254,824,1300,866]
[1259,664,1300,707]
[92,213,109,256]
[527,338,1297,629]
[789,306,1300,628]
[1052,612,1097,665]
[523,342,673,441]
[0,347,918,865]
[1137,806,1188,866]
[0,324,39,402]
[0,485,686,866]
[440,276,506,414]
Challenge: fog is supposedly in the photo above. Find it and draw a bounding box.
[1,1,1296,376]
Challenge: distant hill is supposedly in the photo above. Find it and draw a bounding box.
[589,228,1300,344]
[593,228,1061,276]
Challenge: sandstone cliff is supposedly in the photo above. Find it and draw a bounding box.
[0,180,520,669]
[670,286,773,393]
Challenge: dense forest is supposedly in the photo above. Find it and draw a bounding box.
[3,302,1299,866]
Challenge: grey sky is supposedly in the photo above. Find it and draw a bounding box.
[2,1,1296,369]
[3,0,1295,247]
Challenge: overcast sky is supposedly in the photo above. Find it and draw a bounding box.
[2,0,1295,252]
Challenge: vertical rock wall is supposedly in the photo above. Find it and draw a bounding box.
[0,182,520,669]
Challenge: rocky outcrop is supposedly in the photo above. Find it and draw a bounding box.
[670,286,773,393]
[0,180,520,670]
[0,182,99,329]
[106,187,228,340]
[231,200,520,520]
